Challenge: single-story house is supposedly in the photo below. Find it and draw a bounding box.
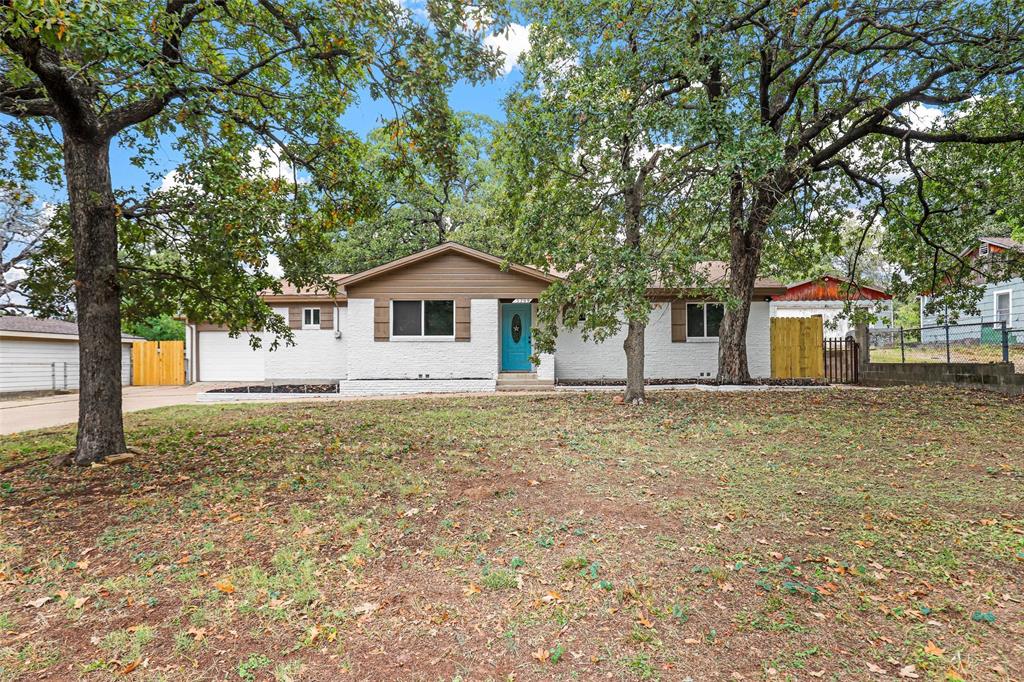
[0,316,138,395]
[770,274,893,338]
[184,243,787,393]
[919,236,1023,343]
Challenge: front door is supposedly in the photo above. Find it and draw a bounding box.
[501,303,533,371]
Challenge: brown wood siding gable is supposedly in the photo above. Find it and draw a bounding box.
[671,300,687,342]
[455,298,471,341]
[373,300,389,341]
[344,251,550,300]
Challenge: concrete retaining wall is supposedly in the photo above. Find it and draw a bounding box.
[861,361,1024,395]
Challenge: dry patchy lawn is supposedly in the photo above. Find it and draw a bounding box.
[0,387,1022,681]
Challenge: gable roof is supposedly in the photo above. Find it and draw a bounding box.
[262,273,349,303]
[336,242,558,290]
[0,316,142,341]
[958,236,1024,259]
[778,273,890,301]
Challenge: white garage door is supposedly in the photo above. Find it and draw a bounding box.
[198,332,265,381]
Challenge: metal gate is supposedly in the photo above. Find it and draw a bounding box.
[824,337,859,384]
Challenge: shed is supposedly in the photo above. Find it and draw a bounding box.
[770,275,893,337]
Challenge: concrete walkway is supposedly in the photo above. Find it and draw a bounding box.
[0,384,217,435]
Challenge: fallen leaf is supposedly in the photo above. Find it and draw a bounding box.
[351,601,379,616]
[532,647,550,662]
[463,583,481,596]
[867,662,887,675]
[24,596,51,609]
[186,627,206,642]
[924,640,944,656]
[120,657,141,675]
[214,579,235,594]
[541,590,563,604]
[73,596,88,609]
[899,664,919,679]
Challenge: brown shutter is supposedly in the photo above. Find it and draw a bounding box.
[455,298,471,341]
[288,305,301,330]
[373,299,389,341]
[320,305,333,330]
[671,300,686,342]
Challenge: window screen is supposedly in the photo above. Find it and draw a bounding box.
[392,301,422,336]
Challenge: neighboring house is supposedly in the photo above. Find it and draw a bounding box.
[0,316,138,394]
[919,236,1024,343]
[770,274,893,338]
[184,242,787,392]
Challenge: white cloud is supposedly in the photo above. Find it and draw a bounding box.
[158,144,297,192]
[899,103,945,131]
[265,253,284,278]
[485,23,530,75]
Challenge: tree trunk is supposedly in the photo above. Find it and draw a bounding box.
[623,319,645,404]
[64,136,126,465]
[717,224,763,384]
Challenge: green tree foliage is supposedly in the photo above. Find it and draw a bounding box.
[331,113,508,273]
[1,0,501,462]
[123,315,184,341]
[508,0,1024,384]
[879,97,1024,318]
[498,5,716,403]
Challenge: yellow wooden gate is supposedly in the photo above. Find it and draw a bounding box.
[132,340,185,386]
[770,317,825,379]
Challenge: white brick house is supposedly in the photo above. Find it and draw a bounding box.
[184,243,785,391]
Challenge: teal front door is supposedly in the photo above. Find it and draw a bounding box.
[501,303,532,371]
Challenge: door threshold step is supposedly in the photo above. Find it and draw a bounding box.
[496,382,555,392]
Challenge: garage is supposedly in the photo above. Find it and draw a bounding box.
[195,332,265,382]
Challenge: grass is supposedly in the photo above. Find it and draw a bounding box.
[871,342,1024,365]
[0,387,1022,680]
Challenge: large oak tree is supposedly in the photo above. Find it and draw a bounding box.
[509,0,1024,383]
[1,0,499,463]
[686,0,1024,380]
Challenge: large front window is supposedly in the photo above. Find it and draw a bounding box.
[392,300,454,337]
[687,303,724,338]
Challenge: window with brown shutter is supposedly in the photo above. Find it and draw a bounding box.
[671,300,686,342]
[373,300,389,341]
[320,306,334,330]
[455,298,471,341]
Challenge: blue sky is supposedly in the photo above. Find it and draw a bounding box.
[98,22,529,198]
[102,74,521,197]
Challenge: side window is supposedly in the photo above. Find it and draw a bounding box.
[302,308,320,329]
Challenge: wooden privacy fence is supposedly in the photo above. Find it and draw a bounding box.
[770,317,825,379]
[132,340,185,386]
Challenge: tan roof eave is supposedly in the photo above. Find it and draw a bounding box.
[261,294,346,304]
[648,286,788,299]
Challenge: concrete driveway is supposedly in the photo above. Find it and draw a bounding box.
[0,384,212,435]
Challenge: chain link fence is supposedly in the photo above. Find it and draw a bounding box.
[868,321,1021,368]
[0,361,81,393]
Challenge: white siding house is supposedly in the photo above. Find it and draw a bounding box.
[0,317,136,395]
[185,243,787,391]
